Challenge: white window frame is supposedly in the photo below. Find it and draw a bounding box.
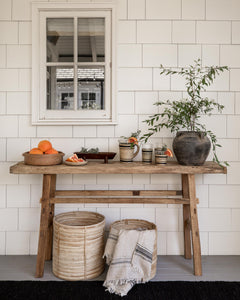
[32,2,116,125]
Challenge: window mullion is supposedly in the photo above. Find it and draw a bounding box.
[77,62,105,67]
[74,16,78,111]
[46,62,74,67]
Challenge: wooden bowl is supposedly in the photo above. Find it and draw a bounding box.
[23,151,64,166]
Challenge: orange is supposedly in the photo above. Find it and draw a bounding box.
[128,137,138,144]
[29,148,43,155]
[164,148,173,157]
[45,148,58,154]
[38,140,52,153]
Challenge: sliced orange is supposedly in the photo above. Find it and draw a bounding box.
[128,137,138,144]
[66,157,74,162]
[164,148,173,157]
[66,154,84,163]
[72,154,80,162]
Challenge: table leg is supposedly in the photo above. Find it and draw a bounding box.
[45,174,56,261]
[35,174,52,278]
[188,174,202,276]
[182,174,192,259]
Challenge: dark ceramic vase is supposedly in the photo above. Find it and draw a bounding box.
[173,131,211,166]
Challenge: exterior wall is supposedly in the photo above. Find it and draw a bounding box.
[0,0,240,255]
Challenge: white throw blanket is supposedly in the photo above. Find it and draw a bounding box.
[103,227,156,297]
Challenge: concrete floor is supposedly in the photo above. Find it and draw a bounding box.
[0,255,240,281]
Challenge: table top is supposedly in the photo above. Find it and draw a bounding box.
[10,161,227,175]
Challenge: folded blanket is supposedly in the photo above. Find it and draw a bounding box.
[103,228,156,297]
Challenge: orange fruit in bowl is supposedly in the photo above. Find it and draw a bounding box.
[38,140,52,153]
[29,148,43,155]
[45,148,58,154]
[164,148,173,157]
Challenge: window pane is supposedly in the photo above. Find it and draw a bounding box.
[47,18,74,62]
[78,18,105,62]
[47,66,74,110]
[77,67,104,110]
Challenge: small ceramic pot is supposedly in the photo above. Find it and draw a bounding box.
[155,154,168,164]
[155,148,168,164]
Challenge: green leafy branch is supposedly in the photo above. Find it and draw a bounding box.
[140,59,229,167]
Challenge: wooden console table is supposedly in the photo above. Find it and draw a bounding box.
[10,161,226,278]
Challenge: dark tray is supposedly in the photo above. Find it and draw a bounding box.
[75,152,116,163]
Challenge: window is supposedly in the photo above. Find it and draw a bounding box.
[32,3,116,125]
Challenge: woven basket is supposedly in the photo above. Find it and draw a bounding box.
[53,211,105,281]
[110,219,157,279]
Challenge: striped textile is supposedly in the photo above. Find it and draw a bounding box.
[103,228,156,296]
[135,243,153,263]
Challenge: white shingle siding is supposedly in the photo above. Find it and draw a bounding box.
[0,0,239,255]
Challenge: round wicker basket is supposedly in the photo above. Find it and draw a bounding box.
[53,211,105,281]
[110,219,157,279]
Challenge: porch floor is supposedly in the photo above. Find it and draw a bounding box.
[0,255,240,281]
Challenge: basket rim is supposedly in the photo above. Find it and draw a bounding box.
[54,211,105,229]
[110,218,157,230]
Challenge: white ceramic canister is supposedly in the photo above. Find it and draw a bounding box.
[142,143,153,163]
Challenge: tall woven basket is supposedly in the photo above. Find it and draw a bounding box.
[110,219,157,279]
[53,211,105,281]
